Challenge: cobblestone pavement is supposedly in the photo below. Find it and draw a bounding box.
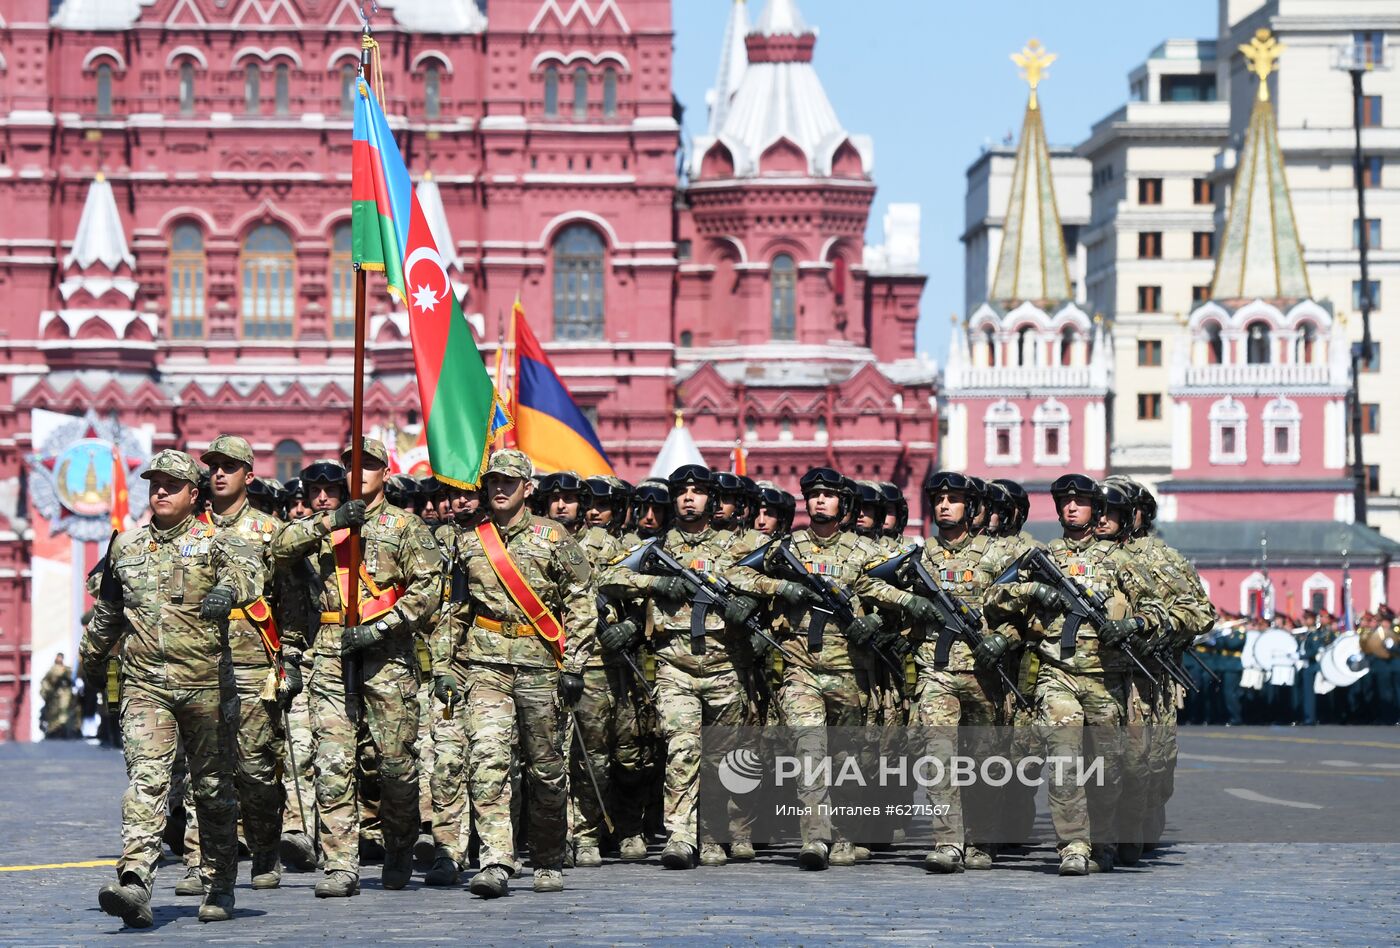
[0,730,1396,946]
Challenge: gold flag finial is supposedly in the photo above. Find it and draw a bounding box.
[1240,28,1284,101]
[1011,39,1056,110]
[673,409,684,429]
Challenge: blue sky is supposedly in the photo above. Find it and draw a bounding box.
[671,0,1219,365]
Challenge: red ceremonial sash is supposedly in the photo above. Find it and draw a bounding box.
[331,528,403,621]
[475,520,565,667]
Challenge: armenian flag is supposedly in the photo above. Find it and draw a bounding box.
[512,300,613,477]
[352,76,508,487]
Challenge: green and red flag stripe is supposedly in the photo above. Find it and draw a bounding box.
[352,78,509,487]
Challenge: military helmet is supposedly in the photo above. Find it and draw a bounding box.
[542,470,585,495]
[631,479,673,531]
[1099,481,1135,540]
[302,459,349,485]
[799,466,852,520]
[991,478,1030,526]
[983,480,1015,534]
[923,470,984,524]
[1050,473,1104,520]
[878,481,909,535]
[283,477,305,500]
[667,464,712,489]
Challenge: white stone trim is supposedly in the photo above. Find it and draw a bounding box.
[1260,396,1301,465]
[1301,571,1336,614]
[231,47,304,69]
[983,399,1022,467]
[164,47,208,70]
[1209,396,1247,465]
[529,0,631,34]
[537,211,619,250]
[325,47,360,71]
[530,50,632,74]
[82,47,126,71]
[411,51,455,74]
[1032,397,1070,467]
[1239,570,1273,618]
[1324,399,1346,469]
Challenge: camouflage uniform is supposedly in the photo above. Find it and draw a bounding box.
[439,492,597,875]
[985,535,1168,861]
[769,529,910,850]
[426,520,474,867]
[910,533,1017,855]
[182,486,286,872]
[274,536,323,846]
[79,450,263,900]
[272,487,441,878]
[40,659,78,738]
[599,525,776,851]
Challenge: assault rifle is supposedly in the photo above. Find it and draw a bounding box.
[996,547,1190,689]
[738,538,904,677]
[618,539,794,661]
[868,548,1030,712]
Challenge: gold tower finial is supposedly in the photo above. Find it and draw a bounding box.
[1011,39,1056,110]
[1240,28,1284,101]
[673,409,684,429]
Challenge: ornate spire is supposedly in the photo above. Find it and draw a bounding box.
[989,40,1072,307]
[59,173,137,304]
[1209,29,1310,301]
[707,0,750,136]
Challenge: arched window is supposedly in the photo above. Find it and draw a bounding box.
[424,63,441,119]
[275,439,303,484]
[1209,396,1247,464]
[815,416,828,443]
[1205,322,1223,364]
[1262,396,1301,464]
[552,224,605,340]
[1246,320,1271,364]
[178,61,196,117]
[96,63,113,117]
[330,223,354,339]
[603,67,618,118]
[770,253,796,340]
[340,63,356,116]
[1016,326,1032,366]
[274,63,290,115]
[240,224,296,338]
[678,329,693,348]
[1060,326,1077,366]
[779,414,794,442]
[983,326,997,366]
[543,66,559,116]
[573,67,589,119]
[1033,398,1070,465]
[984,399,1022,466]
[169,223,206,338]
[245,64,260,114]
[1296,322,1317,364]
[744,414,758,441]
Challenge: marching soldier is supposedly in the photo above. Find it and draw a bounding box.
[438,450,597,898]
[81,449,264,926]
[984,474,1169,876]
[272,438,442,898]
[39,653,78,739]
[172,435,292,895]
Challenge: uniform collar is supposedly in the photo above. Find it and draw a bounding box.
[1060,533,1095,552]
[807,527,843,548]
[671,525,713,546]
[150,514,197,544]
[502,509,535,540]
[935,531,973,554]
[209,497,250,528]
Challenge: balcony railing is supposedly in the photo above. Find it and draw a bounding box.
[1175,362,1335,387]
[946,364,1096,390]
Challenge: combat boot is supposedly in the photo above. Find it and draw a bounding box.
[98,875,153,929]
[468,864,510,899]
[659,839,697,870]
[798,841,830,871]
[532,868,564,893]
[174,866,204,896]
[619,835,648,861]
[729,837,756,861]
[698,842,727,866]
[381,848,414,890]
[852,845,872,862]
[1116,842,1142,867]
[1087,845,1115,874]
[279,831,318,872]
[829,841,857,867]
[314,869,360,898]
[923,846,964,874]
[250,851,281,890]
[425,856,461,887]
[963,845,994,870]
[197,891,235,923]
[413,830,436,870]
[574,846,602,868]
[1058,852,1089,876]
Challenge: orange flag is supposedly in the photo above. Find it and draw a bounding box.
[732,439,747,477]
[110,445,129,531]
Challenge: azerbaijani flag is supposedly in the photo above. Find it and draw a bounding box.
[352,77,508,487]
[512,300,613,477]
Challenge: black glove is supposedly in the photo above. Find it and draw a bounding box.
[599,619,640,654]
[904,595,945,626]
[973,632,1011,667]
[872,624,911,659]
[748,631,775,658]
[434,673,461,705]
[279,659,304,709]
[558,671,585,707]
[1029,582,1069,615]
[777,581,822,608]
[1098,617,1144,648]
[724,594,760,626]
[843,613,884,647]
[341,623,384,655]
[199,586,235,620]
[650,575,692,602]
[331,499,367,531]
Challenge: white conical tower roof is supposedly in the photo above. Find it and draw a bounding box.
[706,0,750,136]
[64,174,133,273]
[415,173,460,271]
[648,412,706,479]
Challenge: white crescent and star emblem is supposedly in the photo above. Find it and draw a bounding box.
[404,246,450,315]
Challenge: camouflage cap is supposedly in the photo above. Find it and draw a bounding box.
[485,449,533,479]
[141,449,201,485]
[341,437,389,467]
[200,434,254,467]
